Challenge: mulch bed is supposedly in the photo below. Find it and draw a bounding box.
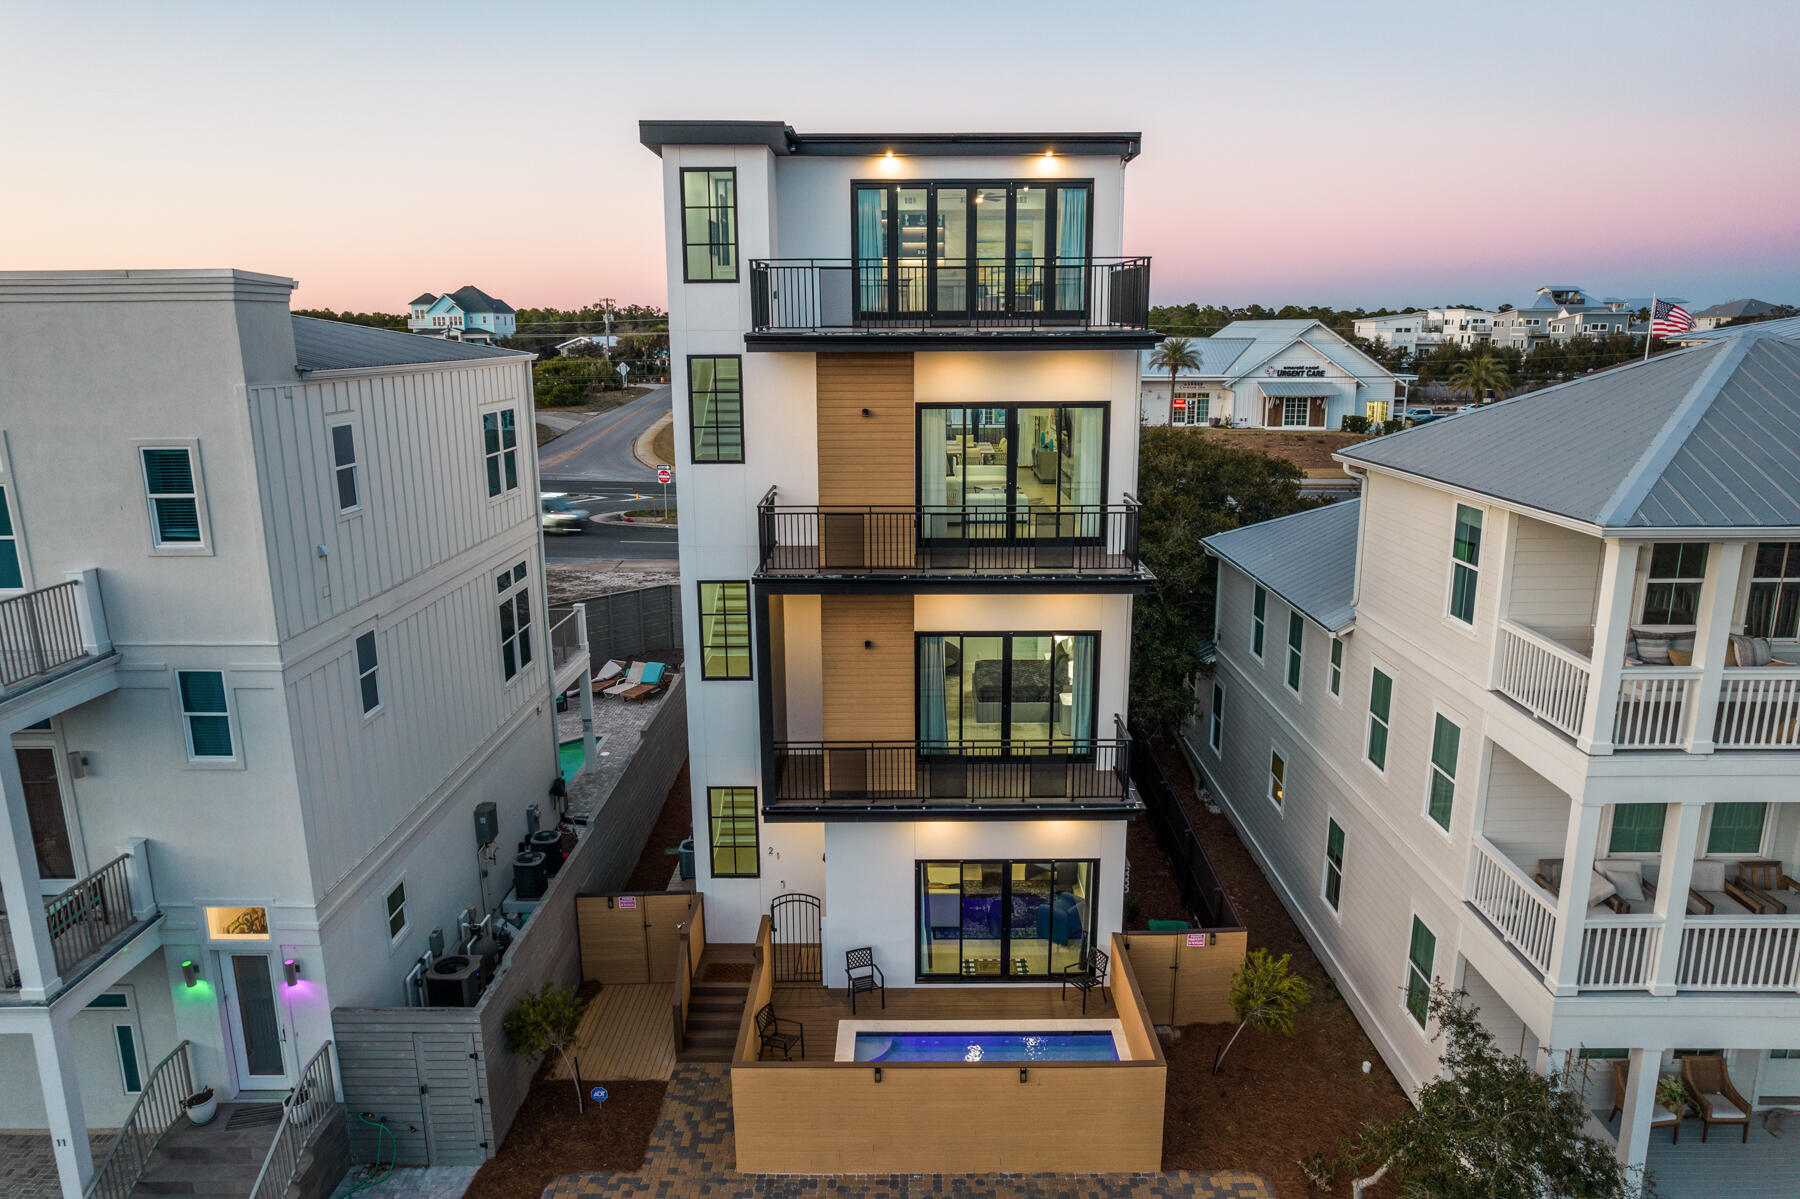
[621,763,692,893]
[1125,805,1194,928]
[1191,427,1370,474]
[462,1075,665,1199]
[1150,741,1410,1196]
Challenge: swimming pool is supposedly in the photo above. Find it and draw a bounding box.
[853,1031,1118,1063]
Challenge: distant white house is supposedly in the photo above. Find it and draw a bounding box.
[408,285,518,342]
[1689,298,1781,331]
[1140,320,1407,430]
[554,334,619,356]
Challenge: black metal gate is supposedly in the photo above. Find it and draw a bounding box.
[770,893,822,984]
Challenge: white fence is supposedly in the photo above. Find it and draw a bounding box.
[1468,838,1559,974]
[1577,917,1662,990]
[1676,917,1800,991]
[1714,668,1800,748]
[1613,669,1700,749]
[1496,621,1591,740]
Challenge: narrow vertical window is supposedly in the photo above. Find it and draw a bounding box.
[483,408,520,498]
[1267,750,1285,809]
[114,1024,142,1094]
[330,423,361,513]
[1406,915,1436,1027]
[177,670,233,760]
[497,561,533,681]
[385,881,408,941]
[707,787,759,876]
[699,582,752,680]
[0,483,21,588]
[1448,504,1482,624]
[688,356,744,463]
[1329,637,1343,697]
[1323,818,1345,911]
[1208,682,1225,754]
[1251,586,1266,657]
[681,168,739,283]
[1745,543,1800,639]
[141,447,202,546]
[1426,714,1460,831]
[355,631,381,715]
[1285,612,1304,693]
[1366,667,1392,771]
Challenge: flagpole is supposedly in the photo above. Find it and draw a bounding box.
[1644,291,1655,361]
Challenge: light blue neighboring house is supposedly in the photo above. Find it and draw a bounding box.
[406,285,517,342]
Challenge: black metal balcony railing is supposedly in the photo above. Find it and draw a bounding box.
[749,257,1152,334]
[756,491,1144,579]
[768,718,1133,813]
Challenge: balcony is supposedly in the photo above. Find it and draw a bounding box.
[745,257,1157,350]
[2,574,112,708]
[2,848,158,1002]
[755,490,1148,589]
[763,720,1135,820]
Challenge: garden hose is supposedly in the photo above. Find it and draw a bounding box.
[340,1112,396,1197]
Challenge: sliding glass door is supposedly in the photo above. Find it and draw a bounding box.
[917,403,1107,542]
[917,859,1096,980]
[918,631,1098,752]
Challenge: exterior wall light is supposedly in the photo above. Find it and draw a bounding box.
[283,958,303,986]
[182,960,200,987]
[873,1067,883,1083]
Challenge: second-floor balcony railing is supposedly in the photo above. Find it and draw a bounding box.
[748,257,1152,335]
[756,491,1145,580]
[3,850,147,996]
[1,580,91,694]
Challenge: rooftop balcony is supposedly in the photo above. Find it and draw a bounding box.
[745,257,1157,350]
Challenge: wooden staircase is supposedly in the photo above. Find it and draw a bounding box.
[679,946,754,1063]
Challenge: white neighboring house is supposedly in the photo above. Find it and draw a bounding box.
[554,334,619,356]
[0,271,577,1199]
[407,285,518,343]
[1192,327,1800,1189]
[1359,288,1681,356]
[1139,320,1407,429]
[1353,306,1496,353]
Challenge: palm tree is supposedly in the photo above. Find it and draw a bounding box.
[1447,355,1511,404]
[1148,336,1203,423]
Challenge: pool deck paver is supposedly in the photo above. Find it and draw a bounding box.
[544,1063,1273,1199]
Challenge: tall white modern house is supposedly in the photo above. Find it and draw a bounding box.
[1194,328,1800,1185]
[643,121,1155,987]
[0,271,560,1198]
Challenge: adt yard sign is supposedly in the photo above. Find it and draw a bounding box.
[590,1086,608,1104]
[656,466,672,485]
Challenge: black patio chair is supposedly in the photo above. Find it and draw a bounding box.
[1060,947,1110,1013]
[755,1002,805,1061]
[846,946,885,1014]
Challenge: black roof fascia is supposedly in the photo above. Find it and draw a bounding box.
[641,121,1141,161]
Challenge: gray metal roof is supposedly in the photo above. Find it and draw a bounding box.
[448,284,515,316]
[1257,379,1335,397]
[1141,339,1254,378]
[1675,314,1800,343]
[1339,334,1800,531]
[1693,298,1777,319]
[1202,500,1361,632]
[291,316,529,372]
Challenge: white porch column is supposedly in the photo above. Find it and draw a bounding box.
[1546,801,1604,995]
[1484,510,1520,690]
[120,835,157,921]
[1684,543,1747,753]
[1649,801,1704,996]
[576,604,595,766]
[64,568,111,657]
[1577,541,1640,755]
[0,744,62,999]
[1615,1045,1664,1182]
[32,1009,94,1198]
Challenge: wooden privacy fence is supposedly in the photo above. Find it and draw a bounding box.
[673,895,706,1051]
[576,584,682,665]
[576,891,697,985]
[1120,928,1248,1026]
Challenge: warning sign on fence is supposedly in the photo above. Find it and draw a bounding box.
[618,895,637,909]
[1186,932,1209,948]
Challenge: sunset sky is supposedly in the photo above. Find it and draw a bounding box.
[7,1,1797,315]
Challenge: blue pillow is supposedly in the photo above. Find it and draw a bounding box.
[640,662,665,685]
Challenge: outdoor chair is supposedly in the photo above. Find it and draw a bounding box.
[846,946,885,1014]
[1060,947,1110,1013]
[1533,859,1630,914]
[1607,1060,1682,1144]
[590,659,625,693]
[618,661,668,703]
[600,661,646,699]
[1681,1054,1750,1142]
[1683,860,1752,916]
[755,1002,805,1061]
[1725,860,1800,915]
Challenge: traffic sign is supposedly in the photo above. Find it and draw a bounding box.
[656,467,672,484]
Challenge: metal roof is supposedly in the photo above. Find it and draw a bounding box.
[447,285,515,316]
[1202,500,1361,632]
[639,121,1142,161]
[1675,314,1800,344]
[1693,299,1777,320]
[291,316,529,372]
[409,292,437,306]
[1257,380,1337,397]
[1141,339,1254,378]
[1339,335,1800,532]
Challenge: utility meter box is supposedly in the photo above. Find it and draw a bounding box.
[473,801,498,846]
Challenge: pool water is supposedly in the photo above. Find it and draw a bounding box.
[558,738,586,779]
[853,1031,1118,1063]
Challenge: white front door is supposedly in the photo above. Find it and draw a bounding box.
[220,952,290,1089]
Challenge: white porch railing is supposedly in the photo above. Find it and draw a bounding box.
[549,603,585,674]
[247,1040,337,1199]
[84,1040,192,1199]
[1496,620,1591,740]
[1577,916,1662,990]
[1714,667,1800,748]
[1613,668,1700,749]
[1469,838,1559,974]
[1676,917,1800,991]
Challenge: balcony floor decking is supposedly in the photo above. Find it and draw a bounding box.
[755,982,1120,1063]
[758,547,1145,580]
[1600,1111,1800,1199]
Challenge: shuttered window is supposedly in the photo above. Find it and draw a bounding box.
[1608,803,1666,854]
[1426,715,1460,830]
[142,448,202,546]
[1706,802,1767,855]
[1323,819,1345,911]
[178,670,233,759]
[1366,668,1392,771]
[1405,916,1436,1027]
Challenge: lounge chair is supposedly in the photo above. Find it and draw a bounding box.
[1534,859,1630,914]
[617,661,668,703]
[590,659,626,695]
[1725,860,1800,915]
[1683,860,1751,916]
[1607,1060,1682,1143]
[600,661,646,699]
[1681,1054,1750,1143]
[755,1003,805,1061]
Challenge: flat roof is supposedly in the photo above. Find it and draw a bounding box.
[640,120,1141,161]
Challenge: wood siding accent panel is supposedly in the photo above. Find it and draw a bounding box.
[816,353,914,507]
[821,595,914,743]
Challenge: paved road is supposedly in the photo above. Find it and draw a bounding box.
[538,386,678,561]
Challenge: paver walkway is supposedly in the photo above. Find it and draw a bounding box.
[545,1064,1273,1199]
[0,1132,116,1199]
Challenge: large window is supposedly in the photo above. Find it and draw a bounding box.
[917,632,1097,748]
[141,446,204,548]
[1426,714,1461,831]
[688,356,743,463]
[1448,505,1482,624]
[0,484,21,588]
[1706,802,1767,855]
[1286,611,1304,693]
[853,181,1093,319]
[497,561,533,681]
[699,582,751,680]
[1609,803,1666,854]
[1405,915,1436,1027]
[1640,543,1706,624]
[482,408,519,498]
[681,168,738,283]
[178,670,234,760]
[1322,818,1345,911]
[1366,668,1393,771]
[1746,543,1800,639]
[917,859,1096,980]
[916,404,1107,542]
[707,787,758,877]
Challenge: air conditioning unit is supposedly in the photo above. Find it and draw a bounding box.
[423,955,481,1007]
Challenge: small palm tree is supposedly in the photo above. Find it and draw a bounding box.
[1213,948,1311,1074]
[1447,355,1511,404]
[1148,336,1203,423]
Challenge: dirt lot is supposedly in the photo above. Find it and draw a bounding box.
[462,1074,665,1199]
[1151,741,1410,1196]
[546,561,679,605]
[1190,427,1371,475]
[622,763,693,892]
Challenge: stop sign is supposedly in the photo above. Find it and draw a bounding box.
[657,467,672,484]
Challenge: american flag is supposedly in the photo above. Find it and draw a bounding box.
[1651,299,1694,338]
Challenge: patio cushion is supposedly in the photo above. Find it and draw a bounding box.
[1702,1092,1746,1120]
[1596,859,1646,903]
[640,662,666,686]
[1690,860,1727,891]
[1653,1103,1680,1125]
[1631,629,1674,665]
[1726,634,1775,667]
[1588,870,1618,908]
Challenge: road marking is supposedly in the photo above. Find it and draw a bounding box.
[538,388,670,471]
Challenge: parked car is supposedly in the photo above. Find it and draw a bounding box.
[1403,407,1438,425]
[540,492,591,534]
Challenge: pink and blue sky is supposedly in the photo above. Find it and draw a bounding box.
[7,1,1797,313]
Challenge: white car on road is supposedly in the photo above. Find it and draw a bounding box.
[540,492,592,534]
